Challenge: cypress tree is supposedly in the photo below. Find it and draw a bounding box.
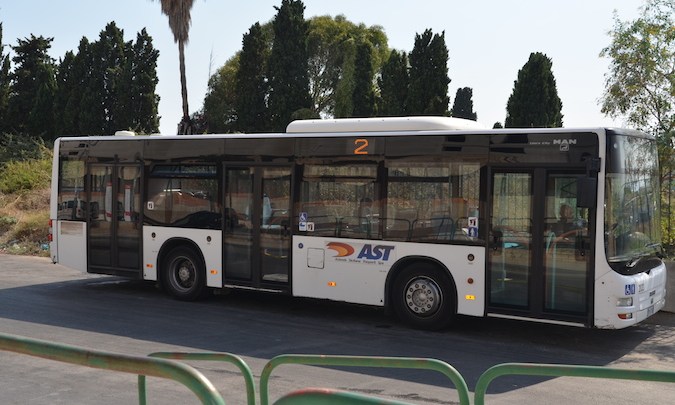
[351,42,375,117]
[505,52,563,128]
[236,23,269,133]
[130,29,160,134]
[8,35,57,139]
[451,87,477,120]
[406,29,450,115]
[267,0,311,132]
[0,23,10,135]
[378,50,408,116]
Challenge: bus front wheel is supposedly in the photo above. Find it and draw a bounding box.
[392,263,456,330]
[162,247,207,301]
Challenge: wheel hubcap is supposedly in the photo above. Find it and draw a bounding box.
[173,258,195,290]
[405,277,442,316]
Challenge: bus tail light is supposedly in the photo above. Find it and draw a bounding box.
[48,219,53,242]
[618,313,633,320]
[616,297,633,307]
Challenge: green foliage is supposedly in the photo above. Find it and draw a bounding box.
[53,23,160,136]
[451,87,477,120]
[267,0,311,131]
[0,215,17,235]
[505,52,563,128]
[406,29,450,115]
[204,55,239,133]
[378,50,408,116]
[0,133,46,164]
[236,23,270,132]
[351,42,376,117]
[0,148,52,194]
[0,23,10,135]
[7,35,57,140]
[600,0,674,137]
[307,15,388,117]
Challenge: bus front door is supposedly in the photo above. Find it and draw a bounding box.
[223,166,292,290]
[488,169,592,324]
[88,164,142,276]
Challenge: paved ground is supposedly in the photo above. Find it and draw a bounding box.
[1,254,674,404]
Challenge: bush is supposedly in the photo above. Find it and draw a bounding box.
[0,215,18,235]
[0,151,52,194]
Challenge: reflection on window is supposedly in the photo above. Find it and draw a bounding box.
[387,162,481,243]
[145,167,220,229]
[299,164,379,239]
[57,160,86,220]
[299,161,483,244]
[605,135,661,267]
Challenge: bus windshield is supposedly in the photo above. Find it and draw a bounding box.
[605,133,661,271]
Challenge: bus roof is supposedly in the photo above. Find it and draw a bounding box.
[285,116,487,133]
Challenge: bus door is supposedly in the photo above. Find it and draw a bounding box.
[223,165,292,289]
[488,169,592,323]
[88,163,142,276]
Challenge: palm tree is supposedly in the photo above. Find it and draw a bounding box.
[157,0,195,134]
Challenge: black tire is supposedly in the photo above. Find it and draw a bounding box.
[391,263,456,330]
[162,247,207,301]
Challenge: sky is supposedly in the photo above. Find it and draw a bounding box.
[1,0,644,134]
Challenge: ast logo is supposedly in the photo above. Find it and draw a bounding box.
[326,241,396,264]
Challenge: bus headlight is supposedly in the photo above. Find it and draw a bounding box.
[616,297,633,307]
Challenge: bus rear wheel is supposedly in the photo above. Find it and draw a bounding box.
[392,263,456,330]
[162,247,207,301]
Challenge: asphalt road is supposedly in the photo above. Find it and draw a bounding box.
[1,254,674,404]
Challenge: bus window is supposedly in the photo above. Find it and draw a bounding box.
[386,161,481,243]
[145,165,220,229]
[299,164,380,239]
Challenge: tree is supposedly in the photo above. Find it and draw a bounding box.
[600,0,675,252]
[505,52,563,128]
[406,29,450,115]
[378,50,408,116]
[204,55,239,133]
[53,24,160,136]
[267,0,311,132]
[129,29,160,133]
[236,23,270,133]
[7,35,57,139]
[0,23,10,134]
[307,15,388,118]
[351,42,376,117]
[158,0,195,134]
[451,87,477,120]
[600,0,674,138]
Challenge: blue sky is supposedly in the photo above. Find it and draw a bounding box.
[1,0,642,134]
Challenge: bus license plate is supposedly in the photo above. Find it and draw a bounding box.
[647,305,655,316]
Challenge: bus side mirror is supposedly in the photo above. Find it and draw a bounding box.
[577,177,597,208]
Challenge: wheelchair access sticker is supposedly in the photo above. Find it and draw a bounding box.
[625,284,636,295]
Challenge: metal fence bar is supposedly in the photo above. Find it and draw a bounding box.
[259,354,471,405]
[0,332,225,405]
[142,352,256,405]
[273,387,414,405]
[474,362,675,405]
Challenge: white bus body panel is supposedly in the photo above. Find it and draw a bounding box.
[53,220,87,271]
[142,226,222,288]
[292,235,485,316]
[594,261,667,329]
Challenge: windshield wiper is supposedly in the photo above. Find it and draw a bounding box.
[626,255,642,268]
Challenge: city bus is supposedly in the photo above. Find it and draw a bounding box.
[49,116,667,330]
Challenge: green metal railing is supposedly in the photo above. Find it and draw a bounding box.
[0,332,225,405]
[259,354,471,405]
[6,332,675,405]
[474,362,675,405]
[140,352,256,405]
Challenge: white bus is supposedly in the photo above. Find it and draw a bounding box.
[49,116,667,330]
